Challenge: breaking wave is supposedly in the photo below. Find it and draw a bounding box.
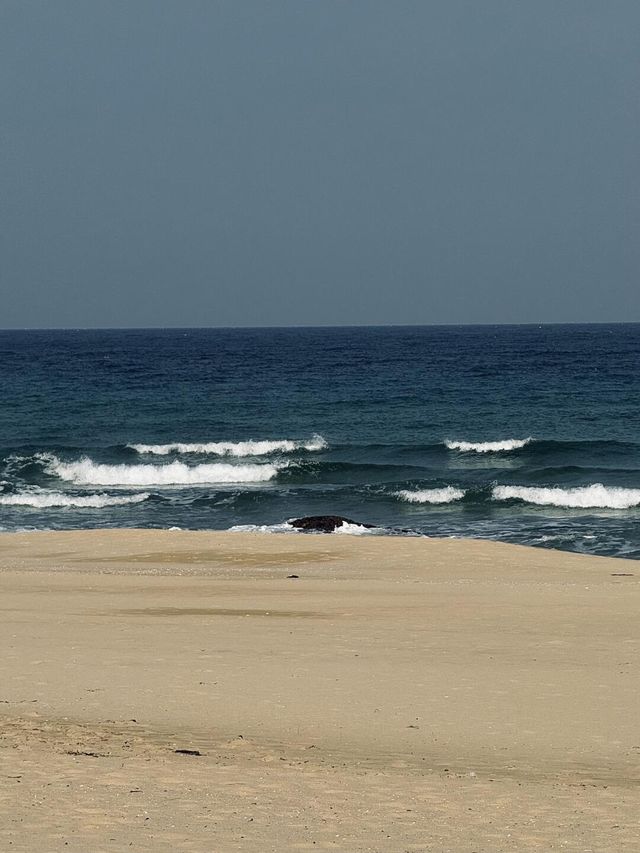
[445,438,531,453]
[0,491,150,508]
[41,454,282,487]
[396,487,466,504]
[492,484,640,509]
[128,435,327,457]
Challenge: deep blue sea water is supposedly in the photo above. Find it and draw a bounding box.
[2,325,640,558]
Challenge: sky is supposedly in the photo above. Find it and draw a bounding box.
[1,0,638,328]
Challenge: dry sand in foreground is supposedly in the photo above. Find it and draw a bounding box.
[0,529,639,852]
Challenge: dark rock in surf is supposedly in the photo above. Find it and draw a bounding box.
[290,515,375,533]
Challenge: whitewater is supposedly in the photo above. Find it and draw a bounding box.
[396,487,466,504]
[0,491,150,508]
[41,454,283,487]
[492,484,640,510]
[445,438,532,453]
[129,435,327,457]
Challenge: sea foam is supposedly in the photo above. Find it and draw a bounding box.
[228,522,297,534]
[228,520,383,535]
[445,438,531,453]
[492,484,640,509]
[128,435,327,457]
[396,487,465,504]
[0,491,150,508]
[42,454,282,487]
[333,521,382,535]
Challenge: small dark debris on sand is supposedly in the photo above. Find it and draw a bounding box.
[66,750,109,758]
[174,748,202,756]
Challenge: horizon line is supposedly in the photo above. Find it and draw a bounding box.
[1,320,639,332]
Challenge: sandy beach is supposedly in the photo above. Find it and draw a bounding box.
[1,530,638,851]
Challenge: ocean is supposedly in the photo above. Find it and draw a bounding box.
[1,324,639,558]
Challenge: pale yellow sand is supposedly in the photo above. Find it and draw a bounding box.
[1,529,639,851]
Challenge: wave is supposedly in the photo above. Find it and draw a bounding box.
[492,484,640,509]
[41,454,283,487]
[445,438,531,453]
[0,491,150,508]
[128,435,327,457]
[278,459,428,485]
[395,487,466,504]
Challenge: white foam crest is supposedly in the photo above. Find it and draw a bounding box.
[396,487,466,504]
[445,438,531,453]
[42,454,282,486]
[228,523,297,534]
[334,522,382,535]
[128,435,327,457]
[492,484,640,509]
[0,491,150,508]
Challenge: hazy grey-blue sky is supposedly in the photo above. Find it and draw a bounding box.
[1,0,638,327]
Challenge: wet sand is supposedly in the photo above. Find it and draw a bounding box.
[1,529,639,851]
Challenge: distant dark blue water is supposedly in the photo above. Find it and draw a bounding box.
[2,325,640,558]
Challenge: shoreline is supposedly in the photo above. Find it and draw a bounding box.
[1,522,636,564]
[1,530,639,850]
[0,524,636,569]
